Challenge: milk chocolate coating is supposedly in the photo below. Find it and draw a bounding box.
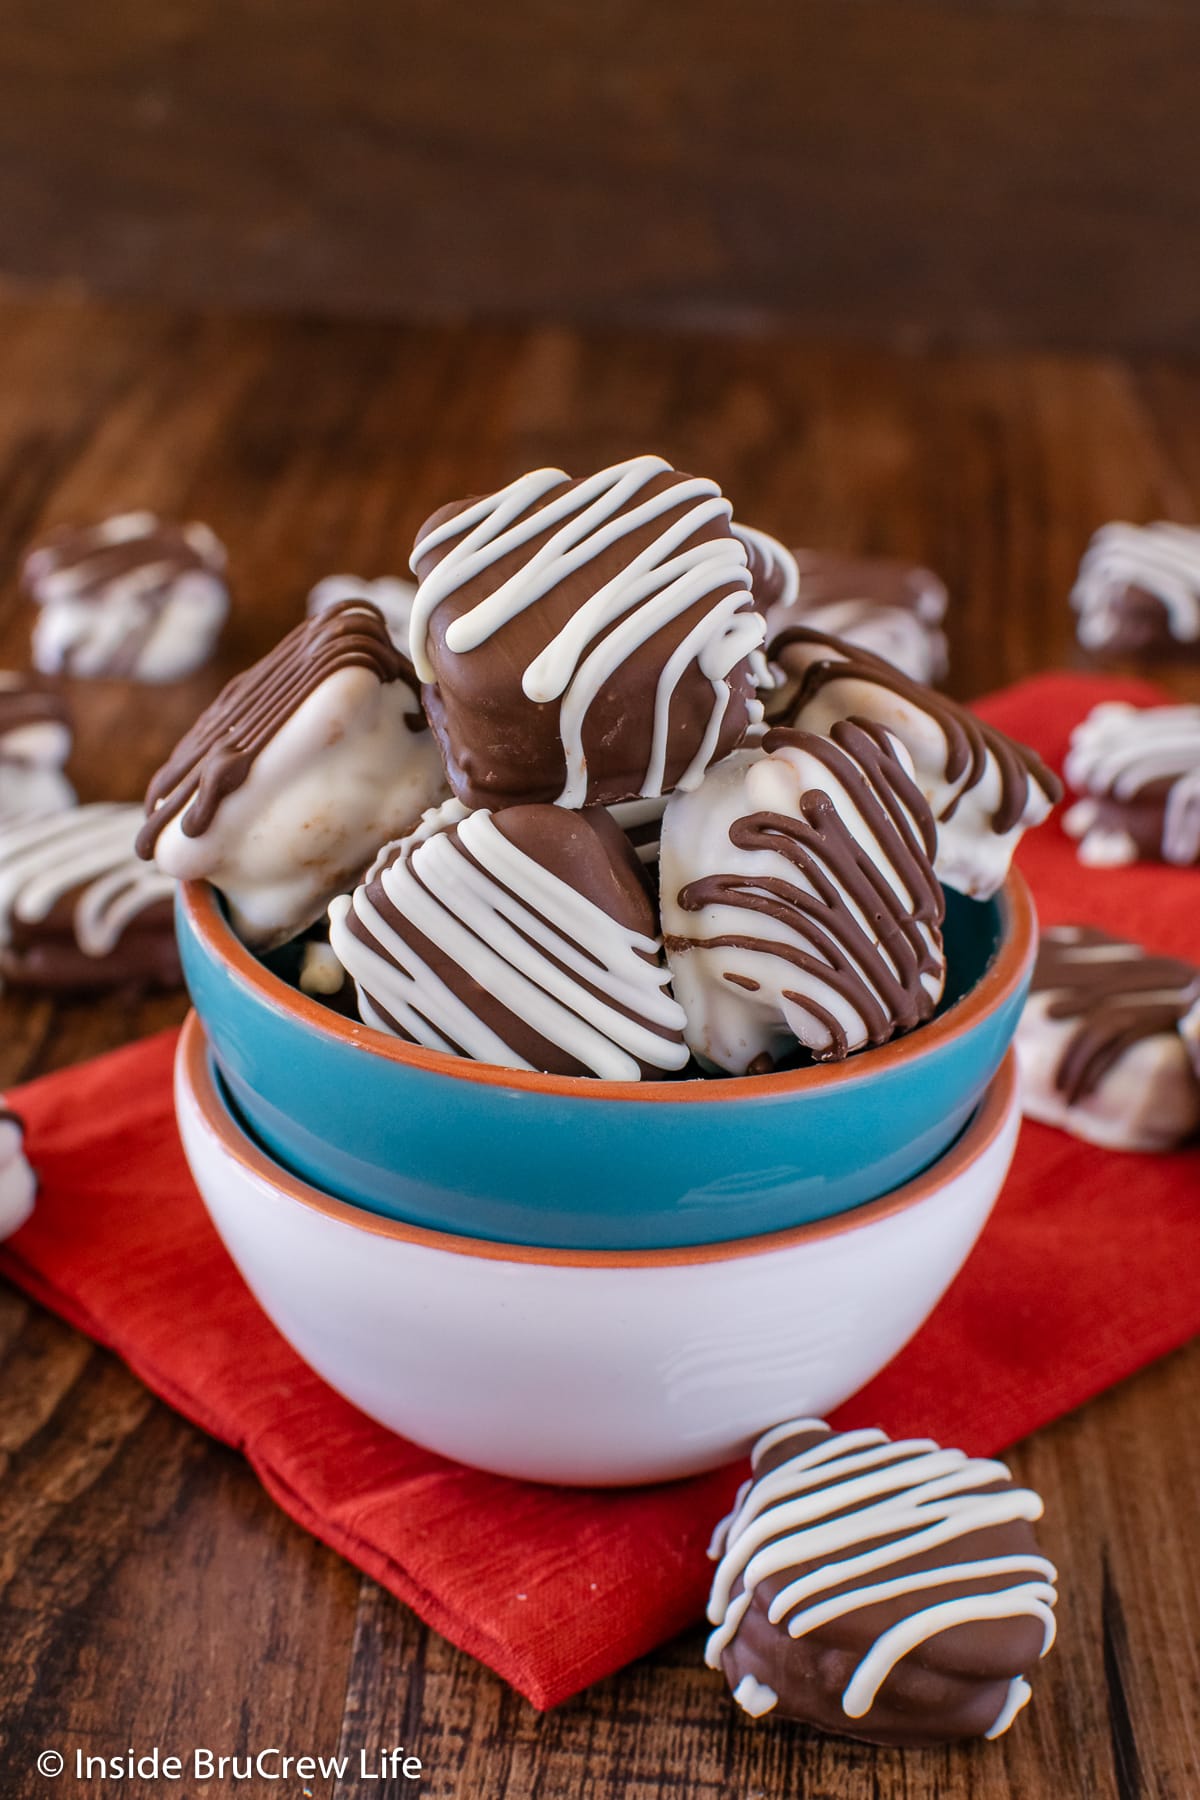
[329,801,689,1079]
[1069,788,1178,864]
[781,549,945,622]
[0,805,181,995]
[0,676,70,746]
[1072,523,1200,659]
[707,1421,1056,1749]
[1031,925,1198,1104]
[1182,996,1200,1081]
[0,907,180,994]
[733,523,797,613]
[410,460,762,809]
[1089,585,1182,657]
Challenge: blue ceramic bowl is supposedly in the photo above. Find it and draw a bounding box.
[176,873,1036,1251]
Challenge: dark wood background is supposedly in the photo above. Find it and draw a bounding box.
[2,1,1200,350]
[0,294,1198,1797]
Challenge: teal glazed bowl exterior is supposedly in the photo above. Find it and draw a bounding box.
[175,873,1036,1251]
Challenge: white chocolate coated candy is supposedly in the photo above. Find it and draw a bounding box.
[151,662,447,949]
[1018,990,1200,1152]
[661,728,945,1075]
[1072,521,1200,649]
[781,635,1056,899]
[1015,925,1200,1152]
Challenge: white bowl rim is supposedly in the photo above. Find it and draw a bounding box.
[178,1010,1019,1271]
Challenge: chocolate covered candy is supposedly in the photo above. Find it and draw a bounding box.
[1017,925,1200,1151]
[660,721,945,1075]
[408,455,765,809]
[706,1419,1057,1748]
[0,804,179,993]
[1182,994,1200,1081]
[0,672,74,822]
[740,534,950,696]
[1072,522,1200,658]
[23,512,229,682]
[328,799,689,1079]
[1063,701,1200,867]
[307,573,417,652]
[734,524,799,617]
[773,630,1060,898]
[0,1102,36,1239]
[138,600,447,949]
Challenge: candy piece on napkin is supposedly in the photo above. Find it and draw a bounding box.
[1016,924,1200,1152]
[740,534,949,692]
[706,1418,1057,1748]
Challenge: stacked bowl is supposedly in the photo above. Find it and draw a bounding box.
[174,869,1035,1486]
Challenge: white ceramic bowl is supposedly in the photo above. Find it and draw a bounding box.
[176,1012,1020,1486]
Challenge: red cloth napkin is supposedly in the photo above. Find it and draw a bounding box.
[2,672,1198,1710]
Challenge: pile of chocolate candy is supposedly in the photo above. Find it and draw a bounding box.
[136,456,1061,1082]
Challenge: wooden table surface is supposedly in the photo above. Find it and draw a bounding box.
[0,295,1197,1799]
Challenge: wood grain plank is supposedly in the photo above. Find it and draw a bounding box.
[1,4,1200,347]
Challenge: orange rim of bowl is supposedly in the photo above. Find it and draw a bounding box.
[178,1010,1019,1270]
[178,869,1036,1105]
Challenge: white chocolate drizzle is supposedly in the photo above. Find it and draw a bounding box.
[409,456,764,806]
[328,801,689,1079]
[706,1421,1057,1736]
[1072,521,1200,647]
[0,804,175,960]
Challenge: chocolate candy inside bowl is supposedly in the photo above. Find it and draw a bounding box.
[150,455,1059,1478]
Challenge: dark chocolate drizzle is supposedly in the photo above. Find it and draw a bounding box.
[137,600,422,859]
[674,720,944,1061]
[769,627,1062,831]
[1032,924,1199,1104]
